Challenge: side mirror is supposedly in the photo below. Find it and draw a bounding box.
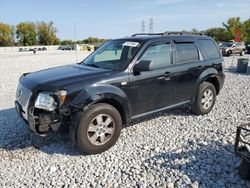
[232,44,236,48]
[133,60,154,72]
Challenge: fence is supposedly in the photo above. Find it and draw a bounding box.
[0,45,60,52]
[0,44,95,52]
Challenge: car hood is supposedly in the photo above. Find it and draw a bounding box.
[20,64,113,91]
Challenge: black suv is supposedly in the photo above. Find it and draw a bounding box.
[15,32,225,154]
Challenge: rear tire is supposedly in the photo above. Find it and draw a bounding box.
[75,103,122,154]
[192,82,216,115]
[240,50,245,56]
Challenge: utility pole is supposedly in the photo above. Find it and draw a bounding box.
[141,20,145,33]
[149,18,154,33]
[74,23,78,63]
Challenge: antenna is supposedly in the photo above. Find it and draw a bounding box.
[149,18,153,33]
[74,23,78,63]
[141,20,145,33]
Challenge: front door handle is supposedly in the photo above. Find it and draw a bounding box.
[197,66,203,70]
[164,72,172,77]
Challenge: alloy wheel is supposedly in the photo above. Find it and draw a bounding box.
[201,88,214,110]
[87,114,115,146]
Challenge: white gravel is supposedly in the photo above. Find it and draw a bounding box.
[0,51,250,188]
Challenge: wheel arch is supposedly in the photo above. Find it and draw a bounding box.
[69,96,129,144]
[192,68,221,103]
[69,85,131,143]
[203,76,220,95]
[92,97,128,125]
[69,85,131,121]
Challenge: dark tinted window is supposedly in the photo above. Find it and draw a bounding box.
[198,39,220,59]
[175,43,199,64]
[140,43,171,69]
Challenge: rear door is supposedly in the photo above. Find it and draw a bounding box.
[171,39,204,103]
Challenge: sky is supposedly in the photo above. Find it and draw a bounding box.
[1,0,250,40]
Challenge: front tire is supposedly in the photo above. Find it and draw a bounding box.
[76,103,122,154]
[192,82,216,115]
[227,50,232,57]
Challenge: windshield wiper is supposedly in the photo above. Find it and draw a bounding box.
[84,63,100,68]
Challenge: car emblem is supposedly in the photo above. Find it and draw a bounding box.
[17,89,22,99]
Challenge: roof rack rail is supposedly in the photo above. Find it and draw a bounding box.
[131,31,204,37]
[131,33,164,37]
[163,31,204,36]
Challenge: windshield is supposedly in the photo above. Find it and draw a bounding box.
[83,40,142,70]
[220,42,233,48]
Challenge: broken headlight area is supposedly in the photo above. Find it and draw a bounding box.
[34,93,57,111]
[34,90,67,111]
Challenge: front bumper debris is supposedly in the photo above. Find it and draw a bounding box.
[15,100,61,136]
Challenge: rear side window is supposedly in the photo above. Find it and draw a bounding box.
[198,39,220,59]
[175,43,199,64]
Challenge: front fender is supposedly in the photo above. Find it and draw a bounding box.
[69,84,131,120]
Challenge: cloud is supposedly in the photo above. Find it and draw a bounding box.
[155,0,185,5]
[216,2,225,7]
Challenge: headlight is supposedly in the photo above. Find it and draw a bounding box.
[35,93,56,111]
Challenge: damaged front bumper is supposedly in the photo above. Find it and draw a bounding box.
[15,100,63,136]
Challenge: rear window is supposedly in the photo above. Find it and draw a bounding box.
[198,39,220,59]
[175,43,199,64]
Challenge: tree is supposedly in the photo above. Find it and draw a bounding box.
[226,17,243,40]
[60,40,74,45]
[242,19,250,42]
[0,23,14,46]
[82,37,106,44]
[37,21,60,45]
[16,22,37,46]
[204,27,231,41]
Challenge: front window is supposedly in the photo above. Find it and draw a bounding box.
[139,43,172,69]
[220,42,233,48]
[83,40,142,70]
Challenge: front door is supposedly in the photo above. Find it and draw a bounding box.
[127,42,176,116]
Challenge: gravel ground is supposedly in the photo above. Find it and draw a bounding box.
[0,51,250,188]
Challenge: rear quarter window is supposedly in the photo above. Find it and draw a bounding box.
[198,39,220,59]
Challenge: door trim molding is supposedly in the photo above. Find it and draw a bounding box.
[131,100,190,119]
